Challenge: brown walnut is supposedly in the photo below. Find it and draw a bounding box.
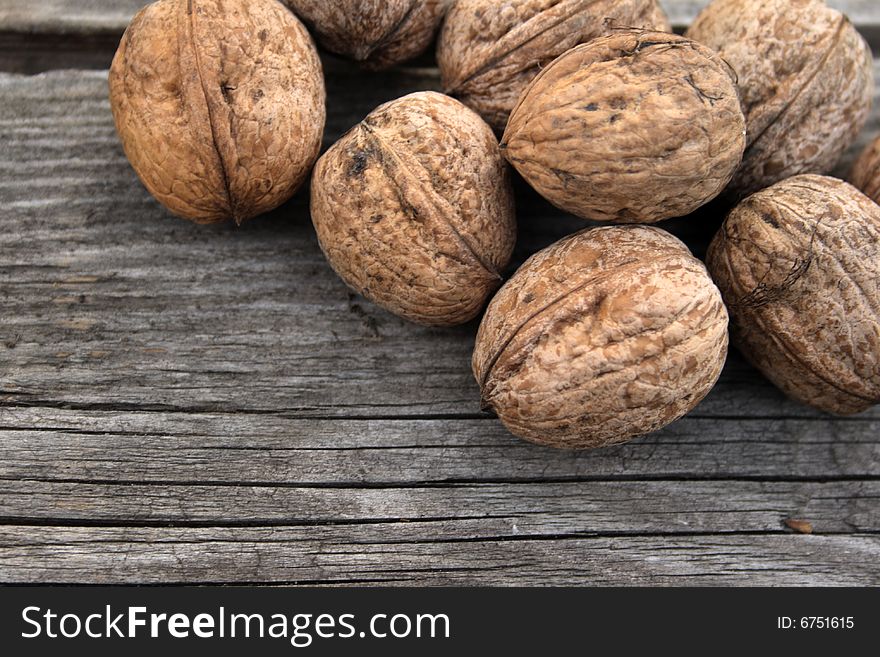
[311,91,516,327]
[438,0,670,131]
[706,174,880,415]
[687,0,874,198]
[502,30,746,224]
[473,226,729,449]
[109,0,326,225]
[851,136,880,205]
[284,0,448,70]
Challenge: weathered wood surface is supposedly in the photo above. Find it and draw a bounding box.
[1,19,879,585]
[3,407,879,482]
[3,529,878,586]
[3,474,879,533]
[0,0,876,34]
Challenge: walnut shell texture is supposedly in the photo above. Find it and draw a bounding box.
[311,92,516,327]
[687,0,874,198]
[851,136,880,205]
[438,0,671,131]
[109,0,326,225]
[284,0,448,70]
[473,226,729,449]
[502,31,746,224]
[706,175,880,415]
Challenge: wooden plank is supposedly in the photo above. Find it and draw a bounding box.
[0,1,144,35]
[1,478,877,534]
[0,1,877,35]
[0,526,877,585]
[1,410,878,484]
[1,39,879,588]
[2,69,879,423]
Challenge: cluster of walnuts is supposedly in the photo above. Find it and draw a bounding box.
[110,0,880,450]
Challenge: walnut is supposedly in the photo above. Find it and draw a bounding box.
[706,175,880,415]
[310,92,516,327]
[851,136,880,206]
[438,0,670,131]
[109,0,325,225]
[283,0,448,70]
[501,31,746,224]
[473,226,729,449]
[687,0,874,198]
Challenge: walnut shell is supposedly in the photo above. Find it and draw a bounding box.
[473,226,729,449]
[311,91,516,327]
[706,174,880,415]
[687,0,874,198]
[851,136,880,205]
[438,0,671,131]
[109,0,325,225]
[502,31,746,224]
[284,0,448,70]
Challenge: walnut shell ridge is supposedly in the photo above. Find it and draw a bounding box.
[851,136,880,205]
[284,0,448,70]
[706,174,880,415]
[311,91,516,327]
[473,226,729,449]
[502,31,746,224]
[687,0,874,198]
[438,0,671,131]
[109,0,326,225]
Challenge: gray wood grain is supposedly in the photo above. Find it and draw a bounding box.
[2,478,877,533]
[2,410,879,484]
[0,0,147,34]
[0,1,876,34]
[0,54,879,585]
[1,527,877,585]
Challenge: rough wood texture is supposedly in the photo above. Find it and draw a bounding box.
[2,529,878,586]
[0,1,876,34]
[1,24,879,585]
[0,0,149,34]
[3,408,879,483]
